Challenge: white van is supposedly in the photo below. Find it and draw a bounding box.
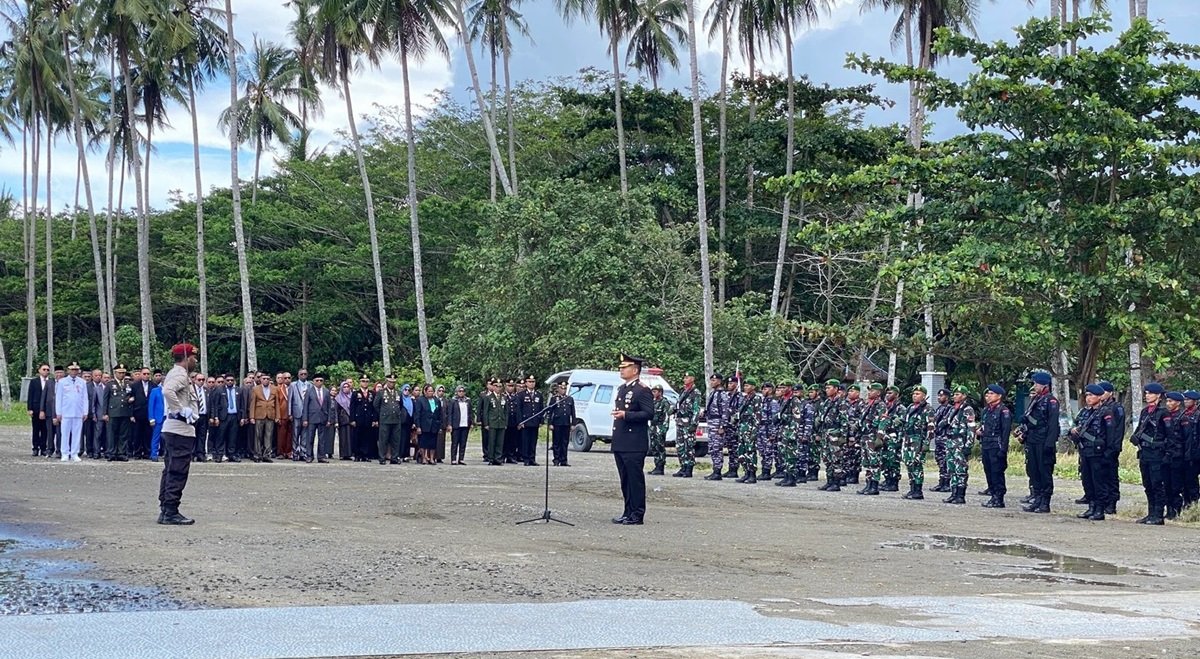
[544,368,707,456]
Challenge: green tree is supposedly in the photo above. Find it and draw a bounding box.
[626,0,686,91]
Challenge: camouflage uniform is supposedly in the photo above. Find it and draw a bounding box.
[757,389,781,477]
[806,391,823,480]
[879,393,906,490]
[930,394,954,492]
[859,391,887,488]
[736,389,764,480]
[778,388,814,483]
[798,389,820,480]
[673,386,701,472]
[702,384,731,475]
[649,395,672,472]
[840,393,866,484]
[723,385,742,476]
[946,398,978,492]
[902,395,933,495]
[817,387,849,489]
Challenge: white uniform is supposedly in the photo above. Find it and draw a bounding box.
[55,375,89,460]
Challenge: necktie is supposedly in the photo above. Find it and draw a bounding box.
[229,388,236,414]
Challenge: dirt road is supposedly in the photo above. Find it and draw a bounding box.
[2,426,1198,656]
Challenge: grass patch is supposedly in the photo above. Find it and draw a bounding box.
[0,407,28,426]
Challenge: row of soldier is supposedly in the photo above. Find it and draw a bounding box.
[661,371,1192,525]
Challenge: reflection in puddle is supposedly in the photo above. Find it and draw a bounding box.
[971,572,1130,587]
[882,535,1162,577]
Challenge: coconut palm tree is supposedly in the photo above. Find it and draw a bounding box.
[223,0,257,372]
[467,0,530,198]
[311,0,395,374]
[286,0,322,161]
[626,0,686,90]
[556,0,639,197]
[683,0,715,385]
[450,0,512,199]
[703,0,732,304]
[219,37,310,203]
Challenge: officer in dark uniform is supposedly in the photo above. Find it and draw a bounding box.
[978,384,1012,509]
[349,375,377,462]
[1162,391,1188,520]
[1098,381,1126,514]
[1131,383,1168,525]
[546,382,575,467]
[1016,371,1060,513]
[518,375,544,466]
[375,375,407,464]
[504,379,522,463]
[1069,384,1114,520]
[1181,390,1200,508]
[611,354,654,525]
[106,365,134,461]
[929,388,953,492]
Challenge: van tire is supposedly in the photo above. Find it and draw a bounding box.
[569,423,593,452]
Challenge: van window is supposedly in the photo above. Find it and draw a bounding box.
[571,384,595,402]
[595,385,614,404]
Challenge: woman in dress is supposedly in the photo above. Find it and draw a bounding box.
[335,380,353,460]
[414,384,443,465]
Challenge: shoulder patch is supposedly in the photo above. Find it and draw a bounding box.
[1048,398,1058,404]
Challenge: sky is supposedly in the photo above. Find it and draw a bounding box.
[9,0,1197,214]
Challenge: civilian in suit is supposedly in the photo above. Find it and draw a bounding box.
[547,382,576,467]
[208,374,244,462]
[130,368,155,459]
[335,380,353,460]
[435,385,449,463]
[289,369,311,459]
[26,363,54,456]
[148,381,165,460]
[447,385,473,465]
[611,354,654,525]
[89,370,110,458]
[413,384,443,465]
[81,370,95,458]
[54,363,90,461]
[237,375,255,458]
[300,374,337,463]
[191,373,210,461]
[274,372,293,459]
[249,374,277,462]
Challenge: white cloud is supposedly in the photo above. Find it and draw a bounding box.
[695,0,862,77]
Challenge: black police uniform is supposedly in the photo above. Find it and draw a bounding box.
[612,378,654,524]
[518,387,544,465]
[1131,403,1168,523]
[979,402,1012,504]
[1019,390,1060,511]
[349,388,377,461]
[547,393,576,466]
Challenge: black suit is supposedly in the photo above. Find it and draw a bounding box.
[447,396,473,463]
[26,376,55,454]
[612,379,654,522]
[131,380,154,458]
[209,386,243,460]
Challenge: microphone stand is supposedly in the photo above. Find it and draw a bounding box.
[516,384,583,526]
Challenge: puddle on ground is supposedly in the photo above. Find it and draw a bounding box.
[971,572,1130,588]
[882,535,1162,578]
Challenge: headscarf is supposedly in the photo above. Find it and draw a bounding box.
[402,383,414,415]
[336,380,352,413]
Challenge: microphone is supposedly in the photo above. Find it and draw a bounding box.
[570,382,593,388]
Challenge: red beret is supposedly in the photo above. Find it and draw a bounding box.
[171,343,197,358]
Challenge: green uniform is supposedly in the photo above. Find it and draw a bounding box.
[902,400,933,487]
[946,402,978,488]
[673,387,701,469]
[374,387,406,460]
[650,397,673,470]
[480,390,508,464]
[736,392,763,473]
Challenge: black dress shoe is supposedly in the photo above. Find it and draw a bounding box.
[379,459,387,465]
[620,517,644,525]
[612,516,629,524]
[228,456,242,463]
[261,457,273,463]
[157,512,195,525]
[317,458,329,463]
[560,463,570,467]
[390,459,400,465]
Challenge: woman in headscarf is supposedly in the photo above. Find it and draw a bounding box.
[401,384,416,462]
[335,380,353,460]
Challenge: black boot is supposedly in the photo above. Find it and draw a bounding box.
[776,475,796,487]
[910,484,924,500]
[1075,496,1091,505]
[704,469,723,481]
[857,480,874,495]
[992,496,1005,509]
[739,469,757,484]
[881,477,899,492]
[648,465,665,476]
[930,477,949,493]
[817,477,832,491]
[982,495,999,508]
[978,488,993,496]
[846,472,860,485]
[723,465,738,478]
[683,465,694,478]
[826,476,841,492]
[1104,503,1117,515]
[901,482,916,500]
[1088,506,1105,520]
[672,467,687,477]
[795,470,808,484]
[953,486,967,504]
[807,468,820,481]
[1077,503,1096,519]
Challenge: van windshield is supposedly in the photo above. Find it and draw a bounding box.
[570,383,595,402]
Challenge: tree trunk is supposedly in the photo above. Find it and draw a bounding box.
[21,124,32,377]
[121,43,153,367]
[1137,0,1147,19]
[1070,0,1080,55]
[301,279,309,371]
[343,73,392,374]
[27,116,39,375]
[454,1,513,197]
[71,157,80,240]
[225,0,258,373]
[252,132,262,204]
[502,15,517,195]
[401,49,433,382]
[743,45,756,293]
[887,9,918,385]
[63,28,113,372]
[189,76,209,376]
[610,26,629,197]
[769,24,796,317]
[104,54,119,365]
[45,110,54,369]
[0,335,11,411]
[684,0,714,385]
[488,41,497,203]
[716,7,729,306]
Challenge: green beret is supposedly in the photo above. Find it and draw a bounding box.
[952,384,972,395]
[868,382,884,391]
[911,385,928,394]
[824,379,841,387]
[886,385,900,393]
[807,383,821,392]
[743,377,757,386]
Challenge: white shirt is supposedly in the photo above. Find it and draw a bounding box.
[54,376,88,418]
[195,384,207,414]
[457,400,470,428]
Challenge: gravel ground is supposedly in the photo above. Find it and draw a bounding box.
[1,425,1199,655]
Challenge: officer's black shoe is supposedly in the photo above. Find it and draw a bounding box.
[648,466,665,476]
[776,475,796,487]
[826,478,841,492]
[1088,509,1105,520]
[982,496,997,508]
[1030,499,1050,513]
[910,484,924,500]
[1143,516,1165,525]
[1077,504,1096,519]
[846,473,859,485]
[740,473,757,484]
[857,481,872,495]
[978,488,993,496]
[620,517,644,525]
[795,473,808,483]
[954,487,968,504]
[881,477,899,492]
[672,468,687,477]
[930,479,949,493]
[868,480,880,495]
[1019,494,1035,504]
[158,510,195,525]
[816,478,831,491]
[704,470,722,481]
[611,516,629,524]
[1075,496,1091,505]
[1104,503,1117,515]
